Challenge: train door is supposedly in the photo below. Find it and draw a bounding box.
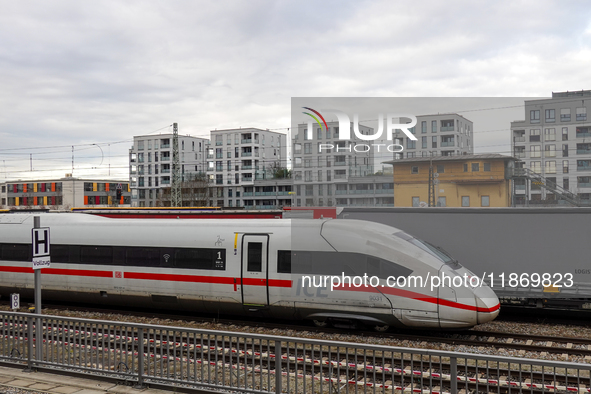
[241,235,269,307]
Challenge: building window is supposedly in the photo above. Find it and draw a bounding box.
[411,166,419,174]
[432,136,437,148]
[483,162,491,172]
[481,196,490,207]
[562,127,569,141]
[436,165,444,173]
[461,196,470,207]
[422,136,427,149]
[431,120,437,133]
[529,129,541,142]
[530,145,541,158]
[437,196,446,207]
[531,161,541,173]
[407,138,416,149]
[576,107,587,121]
[412,196,420,207]
[471,163,480,172]
[544,128,555,141]
[463,163,468,172]
[304,143,312,154]
[545,109,555,122]
[561,108,571,122]
[545,161,556,174]
[317,128,322,139]
[563,160,569,173]
[530,110,540,123]
[421,121,427,133]
[545,145,556,158]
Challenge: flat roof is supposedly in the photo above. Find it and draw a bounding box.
[383,153,516,165]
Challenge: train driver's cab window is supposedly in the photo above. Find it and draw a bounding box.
[247,242,263,272]
[277,250,291,273]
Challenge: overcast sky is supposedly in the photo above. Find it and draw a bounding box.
[1,0,590,181]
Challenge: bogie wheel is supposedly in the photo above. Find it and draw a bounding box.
[312,319,330,328]
[372,324,390,332]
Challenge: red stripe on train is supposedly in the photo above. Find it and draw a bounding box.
[0,266,497,312]
[332,284,500,313]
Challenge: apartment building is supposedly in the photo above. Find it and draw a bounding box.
[206,128,289,208]
[401,114,474,159]
[0,176,131,210]
[129,134,209,207]
[292,121,382,207]
[511,90,591,205]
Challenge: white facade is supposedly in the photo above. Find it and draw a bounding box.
[292,121,377,207]
[402,113,474,159]
[206,128,288,208]
[129,134,209,207]
[511,90,591,205]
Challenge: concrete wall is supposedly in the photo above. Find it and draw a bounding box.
[338,207,591,298]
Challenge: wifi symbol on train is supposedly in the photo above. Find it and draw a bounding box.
[163,254,170,263]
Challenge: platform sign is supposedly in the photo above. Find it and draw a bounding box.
[32,227,51,269]
[10,293,19,310]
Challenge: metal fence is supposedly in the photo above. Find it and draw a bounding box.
[1,311,591,393]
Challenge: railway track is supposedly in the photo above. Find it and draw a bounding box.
[3,301,591,360]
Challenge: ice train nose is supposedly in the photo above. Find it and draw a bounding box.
[474,286,500,324]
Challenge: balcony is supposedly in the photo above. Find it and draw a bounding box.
[242,192,254,196]
[441,141,455,147]
[576,132,591,138]
[375,189,394,194]
[241,152,252,157]
[440,126,454,132]
[514,152,526,158]
[529,136,541,142]
[242,165,252,170]
[577,149,591,155]
[578,183,591,188]
[161,144,170,149]
[161,156,170,162]
[513,136,526,142]
[241,139,252,144]
[335,190,348,195]
[577,166,591,171]
[334,161,347,166]
[161,179,170,185]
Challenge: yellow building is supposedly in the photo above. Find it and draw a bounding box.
[384,154,516,207]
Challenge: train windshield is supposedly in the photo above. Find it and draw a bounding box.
[393,231,461,268]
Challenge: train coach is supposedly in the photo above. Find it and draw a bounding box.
[0,213,499,330]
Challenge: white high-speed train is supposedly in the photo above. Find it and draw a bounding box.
[0,213,499,329]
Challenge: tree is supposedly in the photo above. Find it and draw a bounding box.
[268,161,291,179]
[157,172,211,207]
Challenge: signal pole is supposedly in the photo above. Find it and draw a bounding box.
[428,153,435,207]
[171,123,181,207]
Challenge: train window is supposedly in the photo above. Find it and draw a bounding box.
[247,243,263,272]
[175,248,225,270]
[81,246,113,264]
[291,251,311,274]
[69,246,80,263]
[127,247,160,267]
[51,245,70,263]
[0,244,30,262]
[277,250,292,273]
